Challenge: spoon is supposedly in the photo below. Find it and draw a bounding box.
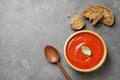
[44,45,71,80]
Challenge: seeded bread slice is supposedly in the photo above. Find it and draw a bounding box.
[70,15,85,30]
[82,5,114,26]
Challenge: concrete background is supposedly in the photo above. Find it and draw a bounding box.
[0,0,120,80]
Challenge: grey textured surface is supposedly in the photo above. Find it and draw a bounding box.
[0,0,120,80]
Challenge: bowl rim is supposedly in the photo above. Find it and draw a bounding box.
[64,30,107,72]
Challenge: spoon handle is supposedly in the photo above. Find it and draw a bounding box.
[57,62,71,80]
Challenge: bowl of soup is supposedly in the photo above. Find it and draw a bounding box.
[64,30,107,72]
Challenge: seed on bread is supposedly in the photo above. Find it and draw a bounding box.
[82,5,114,26]
[70,14,85,30]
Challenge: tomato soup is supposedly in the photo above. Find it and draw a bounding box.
[66,32,105,69]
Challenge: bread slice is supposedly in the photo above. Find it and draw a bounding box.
[70,14,85,30]
[82,5,114,26]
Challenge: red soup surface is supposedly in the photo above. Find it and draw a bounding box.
[66,32,104,69]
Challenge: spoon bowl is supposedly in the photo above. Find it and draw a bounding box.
[44,45,59,63]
